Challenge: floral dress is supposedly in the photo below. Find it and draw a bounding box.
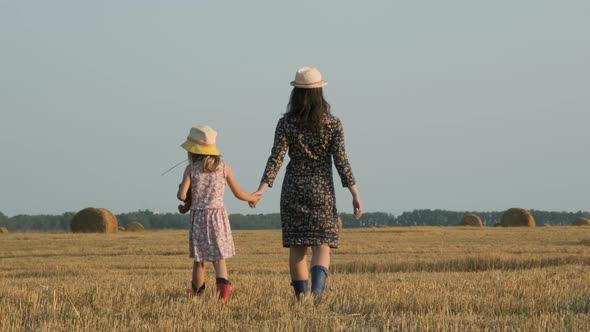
[262,113,356,248]
[189,160,235,261]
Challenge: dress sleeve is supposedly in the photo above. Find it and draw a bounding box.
[261,118,288,187]
[331,118,356,187]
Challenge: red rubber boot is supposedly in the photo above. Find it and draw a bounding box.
[216,280,231,303]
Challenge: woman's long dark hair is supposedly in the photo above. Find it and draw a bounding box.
[284,87,330,131]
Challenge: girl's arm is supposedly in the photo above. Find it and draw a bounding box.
[177,165,191,201]
[226,164,261,204]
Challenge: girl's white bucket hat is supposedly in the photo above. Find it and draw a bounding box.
[181,125,220,155]
[290,66,327,89]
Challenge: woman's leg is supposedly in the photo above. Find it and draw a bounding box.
[289,245,308,280]
[310,245,330,297]
[311,245,330,268]
[289,245,309,299]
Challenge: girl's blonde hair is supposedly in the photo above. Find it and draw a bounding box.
[189,153,222,173]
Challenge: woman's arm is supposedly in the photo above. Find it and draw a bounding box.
[177,165,191,201]
[330,118,356,188]
[330,118,361,219]
[260,118,288,188]
[254,182,269,195]
[249,119,288,207]
[226,165,261,204]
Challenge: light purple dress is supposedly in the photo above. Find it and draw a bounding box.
[189,160,235,262]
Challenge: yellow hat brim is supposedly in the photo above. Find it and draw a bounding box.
[181,141,220,155]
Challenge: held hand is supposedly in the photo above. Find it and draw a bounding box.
[353,196,363,220]
[249,183,268,208]
[249,192,263,208]
[252,188,265,196]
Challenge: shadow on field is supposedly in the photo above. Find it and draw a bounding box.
[574,239,590,246]
[331,255,590,273]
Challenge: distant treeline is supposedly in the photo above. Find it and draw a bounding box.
[1,209,589,232]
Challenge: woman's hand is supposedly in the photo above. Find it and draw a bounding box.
[249,183,269,208]
[348,185,362,220]
[249,193,262,208]
[353,195,363,220]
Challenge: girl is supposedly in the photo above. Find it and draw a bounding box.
[253,67,363,300]
[177,125,260,303]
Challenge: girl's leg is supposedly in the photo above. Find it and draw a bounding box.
[213,259,231,303]
[289,245,309,299]
[310,245,330,298]
[189,261,206,295]
[192,261,206,287]
[212,259,228,279]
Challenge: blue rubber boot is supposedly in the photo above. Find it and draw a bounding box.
[291,280,308,300]
[310,265,329,298]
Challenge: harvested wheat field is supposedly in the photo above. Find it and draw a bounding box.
[1,227,590,331]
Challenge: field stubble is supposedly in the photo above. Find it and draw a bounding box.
[1,226,590,331]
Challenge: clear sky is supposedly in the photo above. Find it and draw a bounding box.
[1,1,589,217]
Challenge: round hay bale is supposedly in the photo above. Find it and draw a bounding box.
[575,217,590,226]
[0,227,8,234]
[126,221,144,232]
[71,208,118,233]
[500,208,536,227]
[460,214,483,227]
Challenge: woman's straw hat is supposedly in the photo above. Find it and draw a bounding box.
[290,66,327,89]
[181,125,220,155]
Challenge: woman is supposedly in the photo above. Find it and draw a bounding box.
[253,66,363,300]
